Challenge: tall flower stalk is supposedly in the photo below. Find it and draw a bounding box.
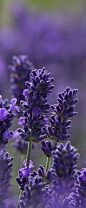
[16,67,54,207]
[41,87,78,172]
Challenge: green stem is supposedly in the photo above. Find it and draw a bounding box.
[45,157,51,172]
[26,138,32,166]
[16,190,22,208]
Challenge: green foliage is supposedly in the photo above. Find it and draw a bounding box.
[1,0,85,13]
[28,0,85,12]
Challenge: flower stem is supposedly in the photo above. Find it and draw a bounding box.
[45,157,51,172]
[26,138,32,166]
[16,190,22,208]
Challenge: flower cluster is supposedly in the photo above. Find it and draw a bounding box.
[47,87,78,142]
[41,87,78,160]
[18,67,54,143]
[0,52,86,208]
[18,164,49,208]
[17,142,80,208]
[51,142,79,194]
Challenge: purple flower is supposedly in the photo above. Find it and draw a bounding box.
[0,95,2,104]
[79,168,86,181]
[41,140,56,157]
[32,107,41,117]
[19,167,31,178]
[10,98,19,112]
[23,89,29,98]
[0,108,8,121]
[19,166,47,208]
[23,159,34,168]
[0,150,13,207]
[19,160,34,178]
[18,67,54,143]
[51,141,79,195]
[3,130,14,141]
[12,130,20,139]
[18,117,26,127]
[63,192,81,208]
[45,87,78,143]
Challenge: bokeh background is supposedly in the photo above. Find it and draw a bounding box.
[0,0,86,199]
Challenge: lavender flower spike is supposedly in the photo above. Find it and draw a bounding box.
[18,67,54,143]
[9,55,34,107]
[0,149,13,208]
[51,141,79,195]
[19,166,47,208]
[45,87,78,143]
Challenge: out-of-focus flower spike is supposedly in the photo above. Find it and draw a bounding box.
[9,55,34,116]
[0,95,16,148]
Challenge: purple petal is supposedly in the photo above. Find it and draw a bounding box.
[23,159,27,166]
[32,107,41,117]
[3,130,13,141]
[0,108,8,121]
[29,160,34,169]
[19,167,31,177]
[0,95,2,104]
[13,130,20,139]
[18,117,26,127]
[11,98,17,105]
[23,159,34,169]
[43,118,48,124]
[10,98,19,112]
[23,89,29,98]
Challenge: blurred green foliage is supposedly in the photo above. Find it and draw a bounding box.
[28,0,85,12]
[1,0,85,27]
[1,0,86,12]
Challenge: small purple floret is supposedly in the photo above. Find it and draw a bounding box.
[10,98,19,112]
[0,95,2,104]
[32,107,41,117]
[18,117,26,127]
[23,89,29,98]
[13,130,20,139]
[23,159,34,168]
[80,168,86,181]
[3,130,13,141]
[0,108,8,121]
[19,167,31,177]
[19,160,34,178]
